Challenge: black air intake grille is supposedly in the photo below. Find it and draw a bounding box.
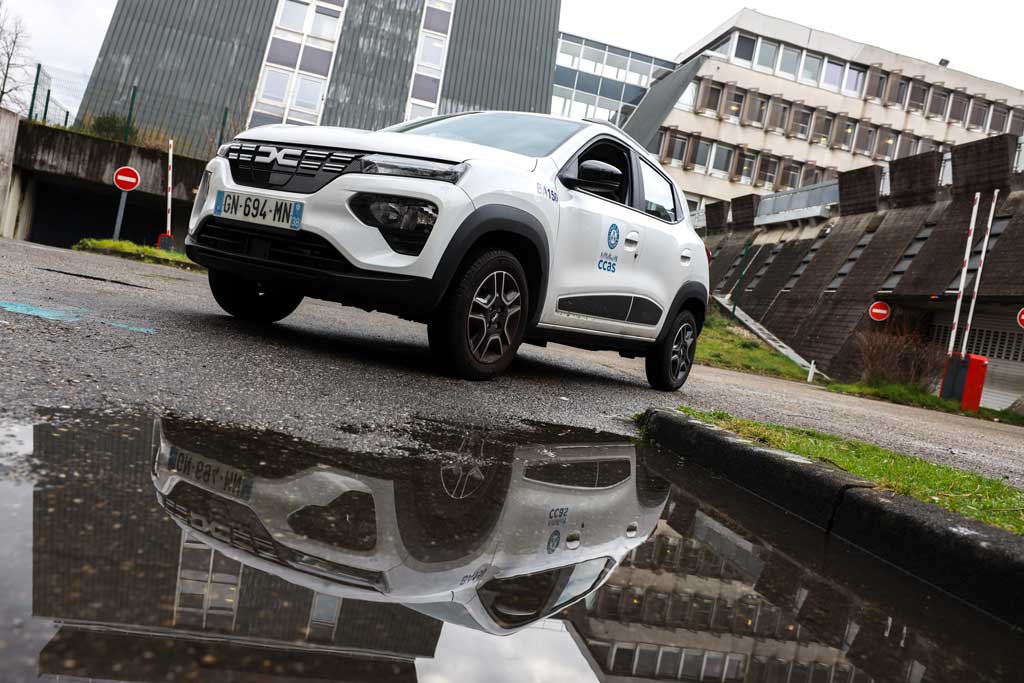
[227,141,362,193]
[196,218,353,275]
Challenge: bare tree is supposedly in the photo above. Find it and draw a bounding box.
[0,0,31,113]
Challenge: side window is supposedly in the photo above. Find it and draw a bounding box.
[640,162,677,222]
[576,140,632,205]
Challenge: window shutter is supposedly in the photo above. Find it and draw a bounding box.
[729,144,748,182]
[683,133,702,171]
[873,125,893,159]
[883,69,903,106]
[695,79,711,111]
[740,88,759,126]
[719,83,736,118]
[801,161,817,187]
[830,114,849,149]
[753,153,772,187]
[865,65,882,100]
[786,101,804,138]
[657,126,675,164]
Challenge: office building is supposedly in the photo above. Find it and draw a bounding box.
[626,9,1024,213]
[78,0,560,157]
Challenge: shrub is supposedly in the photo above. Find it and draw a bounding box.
[856,323,947,391]
[89,112,138,143]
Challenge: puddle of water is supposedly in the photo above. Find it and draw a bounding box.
[0,410,1019,683]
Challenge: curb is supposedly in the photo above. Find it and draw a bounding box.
[641,408,1024,628]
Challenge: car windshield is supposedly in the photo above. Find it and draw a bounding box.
[390,112,585,157]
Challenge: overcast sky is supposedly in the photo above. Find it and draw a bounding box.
[6,0,1023,90]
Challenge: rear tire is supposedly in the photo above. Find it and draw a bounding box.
[208,269,303,323]
[645,310,698,392]
[428,249,529,381]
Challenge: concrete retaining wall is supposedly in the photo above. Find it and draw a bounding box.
[0,107,19,239]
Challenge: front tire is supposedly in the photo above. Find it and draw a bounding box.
[208,269,303,323]
[645,310,698,391]
[428,249,529,381]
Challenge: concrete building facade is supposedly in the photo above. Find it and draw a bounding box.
[627,10,1024,214]
[78,0,561,158]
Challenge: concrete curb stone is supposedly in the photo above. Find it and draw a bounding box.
[641,408,1024,628]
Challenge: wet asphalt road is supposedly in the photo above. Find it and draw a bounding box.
[1,239,1022,485]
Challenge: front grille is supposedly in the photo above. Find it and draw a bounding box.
[164,482,279,562]
[227,141,362,194]
[196,218,352,275]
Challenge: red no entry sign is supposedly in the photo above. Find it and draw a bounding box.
[1017,307,1024,330]
[113,166,141,192]
[868,301,891,322]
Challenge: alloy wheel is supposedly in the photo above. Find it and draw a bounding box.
[671,322,696,381]
[466,270,523,364]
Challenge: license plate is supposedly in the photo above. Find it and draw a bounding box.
[215,191,304,231]
[169,447,253,501]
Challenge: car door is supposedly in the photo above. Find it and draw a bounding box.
[542,136,646,337]
[621,158,702,341]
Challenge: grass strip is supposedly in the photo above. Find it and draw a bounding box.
[827,381,1024,428]
[73,239,203,271]
[679,406,1024,535]
[696,306,809,382]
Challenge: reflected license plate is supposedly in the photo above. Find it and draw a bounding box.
[169,448,253,501]
[215,191,304,231]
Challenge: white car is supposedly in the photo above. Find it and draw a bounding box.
[150,418,670,635]
[187,112,709,390]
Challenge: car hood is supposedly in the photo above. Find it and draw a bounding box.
[236,125,538,172]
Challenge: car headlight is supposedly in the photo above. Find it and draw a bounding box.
[346,154,467,183]
[350,193,439,256]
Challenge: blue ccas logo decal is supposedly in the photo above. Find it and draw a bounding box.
[608,224,620,250]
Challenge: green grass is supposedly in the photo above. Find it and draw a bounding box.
[828,381,1024,428]
[679,406,1024,535]
[696,305,809,382]
[73,239,202,271]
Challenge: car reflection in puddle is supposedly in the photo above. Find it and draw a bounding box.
[150,415,670,635]
[2,410,1021,683]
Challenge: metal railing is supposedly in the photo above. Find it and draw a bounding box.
[755,181,838,225]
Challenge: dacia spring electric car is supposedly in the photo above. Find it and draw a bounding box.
[151,418,670,635]
[187,112,709,391]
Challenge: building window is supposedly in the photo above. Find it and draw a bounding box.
[406,0,456,120]
[768,99,790,130]
[792,107,812,139]
[1010,109,1024,136]
[580,45,605,74]
[749,94,769,125]
[843,65,866,96]
[711,144,734,175]
[667,133,687,167]
[778,46,801,78]
[556,40,581,69]
[676,81,698,110]
[757,156,779,187]
[839,120,856,149]
[279,0,309,32]
[908,81,929,111]
[739,152,757,184]
[896,134,917,158]
[307,593,342,642]
[854,124,876,155]
[311,5,341,38]
[704,83,723,112]
[756,39,778,70]
[603,52,628,81]
[882,225,933,290]
[948,92,969,123]
[989,105,1009,133]
[734,34,756,62]
[813,112,834,145]
[260,68,291,103]
[928,89,949,118]
[870,71,888,99]
[781,161,802,188]
[878,130,898,160]
[968,99,990,129]
[726,88,745,118]
[801,53,823,84]
[823,59,844,89]
[707,34,731,55]
[693,140,712,168]
[828,232,874,290]
[626,58,651,87]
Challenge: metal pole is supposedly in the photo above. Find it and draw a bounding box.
[947,192,980,357]
[64,111,69,128]
[113,191,128,241]
[125,85,138,144]
[731,243,752,316]
[218,106,229,147]
[27,64,41,121]
[42,90,51,124]
[166,139,174,238]
[960,189,1000,358]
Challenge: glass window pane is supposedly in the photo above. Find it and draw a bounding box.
[260,69,291,102]
[802,53,823,82]
[641,163,676,222]
[293,75,324,110]
[311,8,340,39]
[250,110,284,127]
[659,650,682,678]
[757,40,778,69]
[845,66,865,94]
[419,34,445,68]
[711,145,734,173]
[411,73,441,103]
[300,46,333,76]
[279,0,308,31]
[267,38,301,68]
[734,35,756,61]
[824,59,844,88]
[399,112,585,157]
[779,46,800,76]
[409,102,435,120]
[694,140,711,167]
[423,7,451,34]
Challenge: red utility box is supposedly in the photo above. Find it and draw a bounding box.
[940,354,989,412]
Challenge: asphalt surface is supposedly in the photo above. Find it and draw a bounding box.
[2,238,1022,486]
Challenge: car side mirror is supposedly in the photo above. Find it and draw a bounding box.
[561,159,622,195]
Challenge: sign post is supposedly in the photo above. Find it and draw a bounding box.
[112,166,141,241]
[868,301,891,322]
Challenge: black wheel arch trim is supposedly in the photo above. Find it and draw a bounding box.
[432,204,550,327]
[657,281,709,345]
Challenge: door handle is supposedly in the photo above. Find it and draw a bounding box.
[624,231,641,252]
[681,248,693,266]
